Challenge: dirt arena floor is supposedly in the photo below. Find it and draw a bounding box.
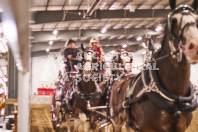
[30,104,198,132]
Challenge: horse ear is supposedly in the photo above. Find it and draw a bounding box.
[169,0,176,10]
[192,0,198,10]
[126,47,131,52]
[81,43,86,51]
[117,47,121,52]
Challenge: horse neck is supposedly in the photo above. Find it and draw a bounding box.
[79,76,96,93]
[156,33,190,96]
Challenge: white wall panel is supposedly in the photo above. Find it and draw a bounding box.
[190,64,198,86]
[32,52,59,94]
[31,52,198,94]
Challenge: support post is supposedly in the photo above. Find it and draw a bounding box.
[17,71,30,132]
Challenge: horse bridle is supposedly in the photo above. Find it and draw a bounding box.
[113,51,133,72]
[168,5,198,61]
[82,50,96,73]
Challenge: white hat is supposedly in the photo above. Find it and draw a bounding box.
[89,38,100,47]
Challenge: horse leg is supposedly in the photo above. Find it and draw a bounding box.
[113,125,122,132]
[112,117,122,132]
[65,113,71,132]
[89,113,97,130]
[73,118,79,132]
[125,122,134,132]
[74,113,89,132]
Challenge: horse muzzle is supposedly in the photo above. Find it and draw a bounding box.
[182,39,198,64]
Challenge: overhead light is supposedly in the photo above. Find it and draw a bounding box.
[122,44,127,48]
[156,45,161,49]
[155,26,162,32]
[129,6,135,12]
[49,40,53,45]
[46,48,50,52]
[136,36,142,41]
[111,50,115,54]
[53,29,57,35]
[101,28,107,33]
[142,51,146,54]
[142,42,147,48]
[2,77,8,83]
[100,2,107,9]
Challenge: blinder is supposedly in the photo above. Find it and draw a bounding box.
[120,52,133,63]
[119,52,133,72]
[82,50,96,72]
[168,5,198,44]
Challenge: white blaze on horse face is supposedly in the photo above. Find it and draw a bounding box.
[173,13,198,64]
[105,62,112,77]
[84,62,92,71]
[124,63,132,72]
[121,55,131,63]
[84,52,93,61]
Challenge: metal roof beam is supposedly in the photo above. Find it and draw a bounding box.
[33,9,171,24]
[32,27,159,43]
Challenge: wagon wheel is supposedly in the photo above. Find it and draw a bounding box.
[51,94,61,132]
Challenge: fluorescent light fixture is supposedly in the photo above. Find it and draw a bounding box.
[2,77,8,83]
[142,51,146,54]
[49,40,53,45]
[142,42,147,48]
[46,48,50,52]
[101,28,107,33]
[2,20,18,47]
[136,36,142,41]
[111,50,115,54]
[53,29,58,35]
[155,26,162,32]
[122,44,127,48]
[156,45,161,49]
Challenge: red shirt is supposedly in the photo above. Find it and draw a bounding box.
[91,47,101,61]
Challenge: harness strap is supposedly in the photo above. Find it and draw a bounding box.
[170,110,181,132]
[111,96,142,119]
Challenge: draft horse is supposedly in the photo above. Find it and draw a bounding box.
[109,1,198,132]
[67,44,108,131]
[51,44,108,131]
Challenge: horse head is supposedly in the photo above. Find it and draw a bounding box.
[114,47,133,73]
[81,43,96,78]
[168,0,198,64]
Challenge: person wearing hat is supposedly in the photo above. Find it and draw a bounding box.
[64,39,81,72]
[89,38,104,72]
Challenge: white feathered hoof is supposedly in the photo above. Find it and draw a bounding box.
[73,113,90,132]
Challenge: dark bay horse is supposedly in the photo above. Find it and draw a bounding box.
[109,1,198,132]
[67,44,108,131]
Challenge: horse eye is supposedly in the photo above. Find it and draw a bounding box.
[182,37,186,45]
[171,18,178,30]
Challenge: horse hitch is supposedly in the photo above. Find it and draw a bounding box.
[122,101,129,109]
[99,120,111,128]
[87,101,91,108]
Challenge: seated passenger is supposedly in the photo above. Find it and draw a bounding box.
[89,38,104,73]
[64,39,81,72]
